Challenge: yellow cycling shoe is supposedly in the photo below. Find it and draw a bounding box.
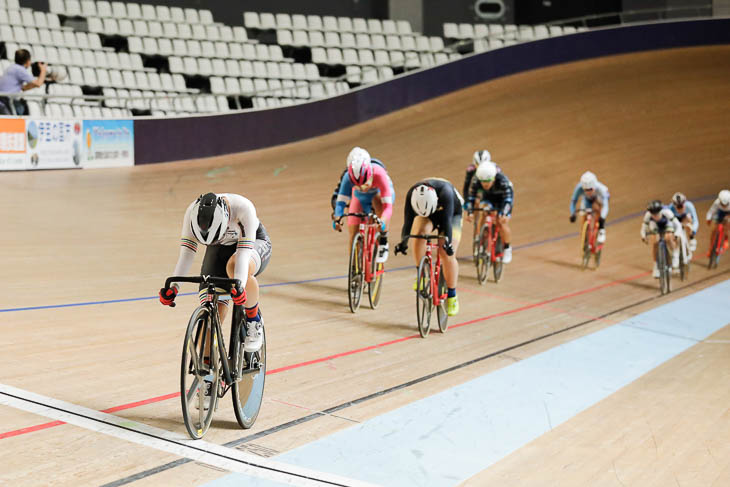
[412,280,418,291]
[446,296,459,316]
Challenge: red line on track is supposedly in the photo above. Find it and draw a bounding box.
[0,271,648,440]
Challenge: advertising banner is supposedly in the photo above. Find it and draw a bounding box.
[83,120,134,168]
[26,119,83,169]
[0,118,28,170]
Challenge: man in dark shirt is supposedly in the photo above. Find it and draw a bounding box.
[395,178,463,316]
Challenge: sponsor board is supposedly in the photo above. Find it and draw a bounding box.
[83,119,134,168]
[0,118,28,170]
[26,119,83,169]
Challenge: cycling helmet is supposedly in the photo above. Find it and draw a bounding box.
[580,171,597,191]
[411,184,438,217]
[647,199,663,215]
[719,189,730,206]
[346,147,373,187]
[473,150,491,166]
[671,192,687,207]
[191,193,229,245]
[476,161,498,182]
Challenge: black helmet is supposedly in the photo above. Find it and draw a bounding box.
[647,200,663,214]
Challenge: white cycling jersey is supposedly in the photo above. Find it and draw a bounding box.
[172,193,259,288]
[705,198,730,221]
[640,208,681,239]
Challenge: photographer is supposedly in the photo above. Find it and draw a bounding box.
[0,49,47,115]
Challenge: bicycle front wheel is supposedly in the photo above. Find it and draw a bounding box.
[708,231,721,269]
[180,306,220,440]
[679,241,687,281]
[368,233,384,309]
[348,233,364,312]
[436,268,448,333]
[232,323,266,429]
[658,240,671,295]
[416,256,433,338]
[493,234,504,283]
[580,221,591,269]
[476,225,489,284]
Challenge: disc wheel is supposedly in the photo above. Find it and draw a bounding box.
[476,225,489,285]
[368,234,384,309]
[416,256,433,338]
[181,307,220,440]
[232,323,266,429]
[348,233,364,312]
[493,234,504,283]
[436,268,448,333]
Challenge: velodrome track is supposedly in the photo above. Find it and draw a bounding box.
[1,45,729,486]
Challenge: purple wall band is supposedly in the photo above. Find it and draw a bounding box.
[134,18,730,165]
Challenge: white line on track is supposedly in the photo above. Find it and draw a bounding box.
[0,383,377,487]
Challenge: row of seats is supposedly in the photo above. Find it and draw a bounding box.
[87,17,244,42]
[5,42,145,72]
[0,8,61,29]
[100,89,227,113]
[61,65,192,92]
[0,0,19,9]
[251,97,302,109]
[27,100,132,118]
[50,0,214,25]
[311,47,452,69]
[444,22,583,40]
[244,11,412,35]
[277,30,445,53]
[2,26,102,49]
[169,57,320,82]
[210,76,348,98]
[130,38,283,63]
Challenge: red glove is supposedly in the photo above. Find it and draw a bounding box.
[231,285,246,306]
[159,287,177,306]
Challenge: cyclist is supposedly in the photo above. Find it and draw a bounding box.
[641,200,682,278]
[159,192,272,353]
[394,178,463,316]
[706,189,730,255]
[667,192,698,252]
[569,171,609,244]
[332,147,394,262]
[465,161,514,264]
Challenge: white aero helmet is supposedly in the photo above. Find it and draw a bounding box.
[476,161,498,182]
[580,171,598,190]
[473,150,491,166]
[719,189,730,206]
[191,193,229,245]
[346,146,373,187]
[411,184,438,217]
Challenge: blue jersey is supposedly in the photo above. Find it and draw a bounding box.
[570,181,610,215]
[667,201,698,233]
[333,158,388,218]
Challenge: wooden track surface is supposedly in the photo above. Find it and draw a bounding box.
[1,46,729,486]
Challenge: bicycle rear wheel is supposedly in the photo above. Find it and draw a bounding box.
[368,233,384,309]
[232,322,266,429]
[476,225,489,284]
[348,233,364,312]
[493,234,504,283]
[436,268,448,333]
[416,256,433,338]
[181,306,220,440]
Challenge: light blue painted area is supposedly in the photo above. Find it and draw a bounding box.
[201,280,730,487]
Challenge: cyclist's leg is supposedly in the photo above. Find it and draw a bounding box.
[411,216,433,267]
[347,195,370,249]
[708,217,719,255]
[439,213,462,315]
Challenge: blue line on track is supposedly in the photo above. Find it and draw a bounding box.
[1,194,716,314]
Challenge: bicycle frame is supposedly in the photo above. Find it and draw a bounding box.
[709,221,728,269]
[483,212,503,265]
[582,209,603,255]
[409,235,446,307]
[339,212,384,284]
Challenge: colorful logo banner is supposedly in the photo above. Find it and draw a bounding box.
[83,120,134,168]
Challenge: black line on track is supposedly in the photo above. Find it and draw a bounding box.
[0,392,350,487]
[102,268,729,487]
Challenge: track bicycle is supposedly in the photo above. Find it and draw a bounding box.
[473,209,505,284]
[579,208,603,270]
[655,230,672,295]
[164,275,266,440]
[708,221,728,270]
[336,212,386,312]
[407,234,448,338]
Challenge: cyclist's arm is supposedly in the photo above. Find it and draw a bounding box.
[333,173,353,218]
[231,197,260,288]
[439,193,455,246]
[462,166,476,200]
[374,171,394,221]
[687,201,699,233]
[499,178,514,216]
[171,202,199,289]
[466,177,479,208]
[400,186,416,248]
[569,183,582,215]
[640,212,650,239]
[705,200,719,222]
